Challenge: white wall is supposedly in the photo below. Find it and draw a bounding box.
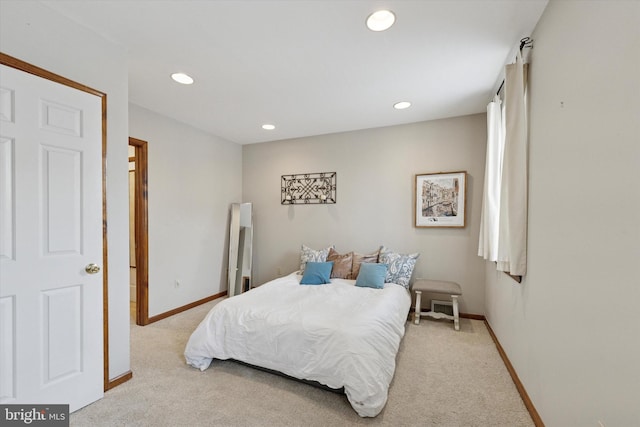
[0,1,131,379]
[243,115,487,315]
[129,104,242,316]
[485,1,640,426]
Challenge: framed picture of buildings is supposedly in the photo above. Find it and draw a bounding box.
[415,171,466,228]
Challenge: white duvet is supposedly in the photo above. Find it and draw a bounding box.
[184,272,411,417]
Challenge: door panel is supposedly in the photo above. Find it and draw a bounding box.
[42,285,82,384]
[0,63,103,412]
[0,136,14,261]
[40,100,82,137]
[0,295,16,400]
[42,145,82,255]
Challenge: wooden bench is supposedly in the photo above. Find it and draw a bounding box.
[412,279,462,331]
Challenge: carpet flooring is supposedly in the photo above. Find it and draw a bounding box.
[71,299,533,426]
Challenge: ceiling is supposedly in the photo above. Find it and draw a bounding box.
[42,0,548,144]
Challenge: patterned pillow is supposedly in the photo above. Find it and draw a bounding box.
[326,248,353,279]
[299,244,333,274]
[379,246,419,289]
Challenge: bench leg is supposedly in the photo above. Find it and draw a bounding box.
[414,291,422,325]
[452,295,460,331]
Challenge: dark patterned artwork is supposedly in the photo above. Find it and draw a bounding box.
[281,172,336,204]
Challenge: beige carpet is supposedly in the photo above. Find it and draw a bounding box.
[72,300,533,427]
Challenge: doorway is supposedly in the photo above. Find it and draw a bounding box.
[128,137,150,325]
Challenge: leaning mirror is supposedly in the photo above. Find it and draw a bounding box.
[227,203,253,297]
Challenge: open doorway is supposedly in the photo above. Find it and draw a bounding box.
[128,137,150,325]
[128,147,135,320]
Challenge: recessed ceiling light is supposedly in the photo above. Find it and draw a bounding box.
[262,124,275,130]
[393,101,411,110]
[366,10,396,32]
[171,72,194,85]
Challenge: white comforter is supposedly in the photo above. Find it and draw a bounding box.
[184,272,411,417]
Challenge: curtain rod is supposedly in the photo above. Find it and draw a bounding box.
[495,37,533,96]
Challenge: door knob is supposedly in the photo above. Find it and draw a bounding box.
[85,263,101,274]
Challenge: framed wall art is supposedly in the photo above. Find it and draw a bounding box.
[415,171,466,228]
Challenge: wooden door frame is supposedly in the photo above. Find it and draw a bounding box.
[128,137,150,325]
[0,52,134,391]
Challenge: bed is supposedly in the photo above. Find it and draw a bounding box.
[184,270,412,417]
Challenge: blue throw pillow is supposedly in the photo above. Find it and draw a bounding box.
[355,263,388,289]
[300,261,334,285]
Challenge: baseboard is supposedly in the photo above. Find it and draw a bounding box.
[105,370,132,391]
[484,320,545,427]
[146,291,226,324]
[460,312,485,320]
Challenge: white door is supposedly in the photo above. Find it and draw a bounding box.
[0,64,103,412]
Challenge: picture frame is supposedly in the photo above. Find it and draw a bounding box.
[415,171,466,228]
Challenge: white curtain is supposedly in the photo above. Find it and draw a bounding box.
[478,96,504,261]
[479,51,528,276]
